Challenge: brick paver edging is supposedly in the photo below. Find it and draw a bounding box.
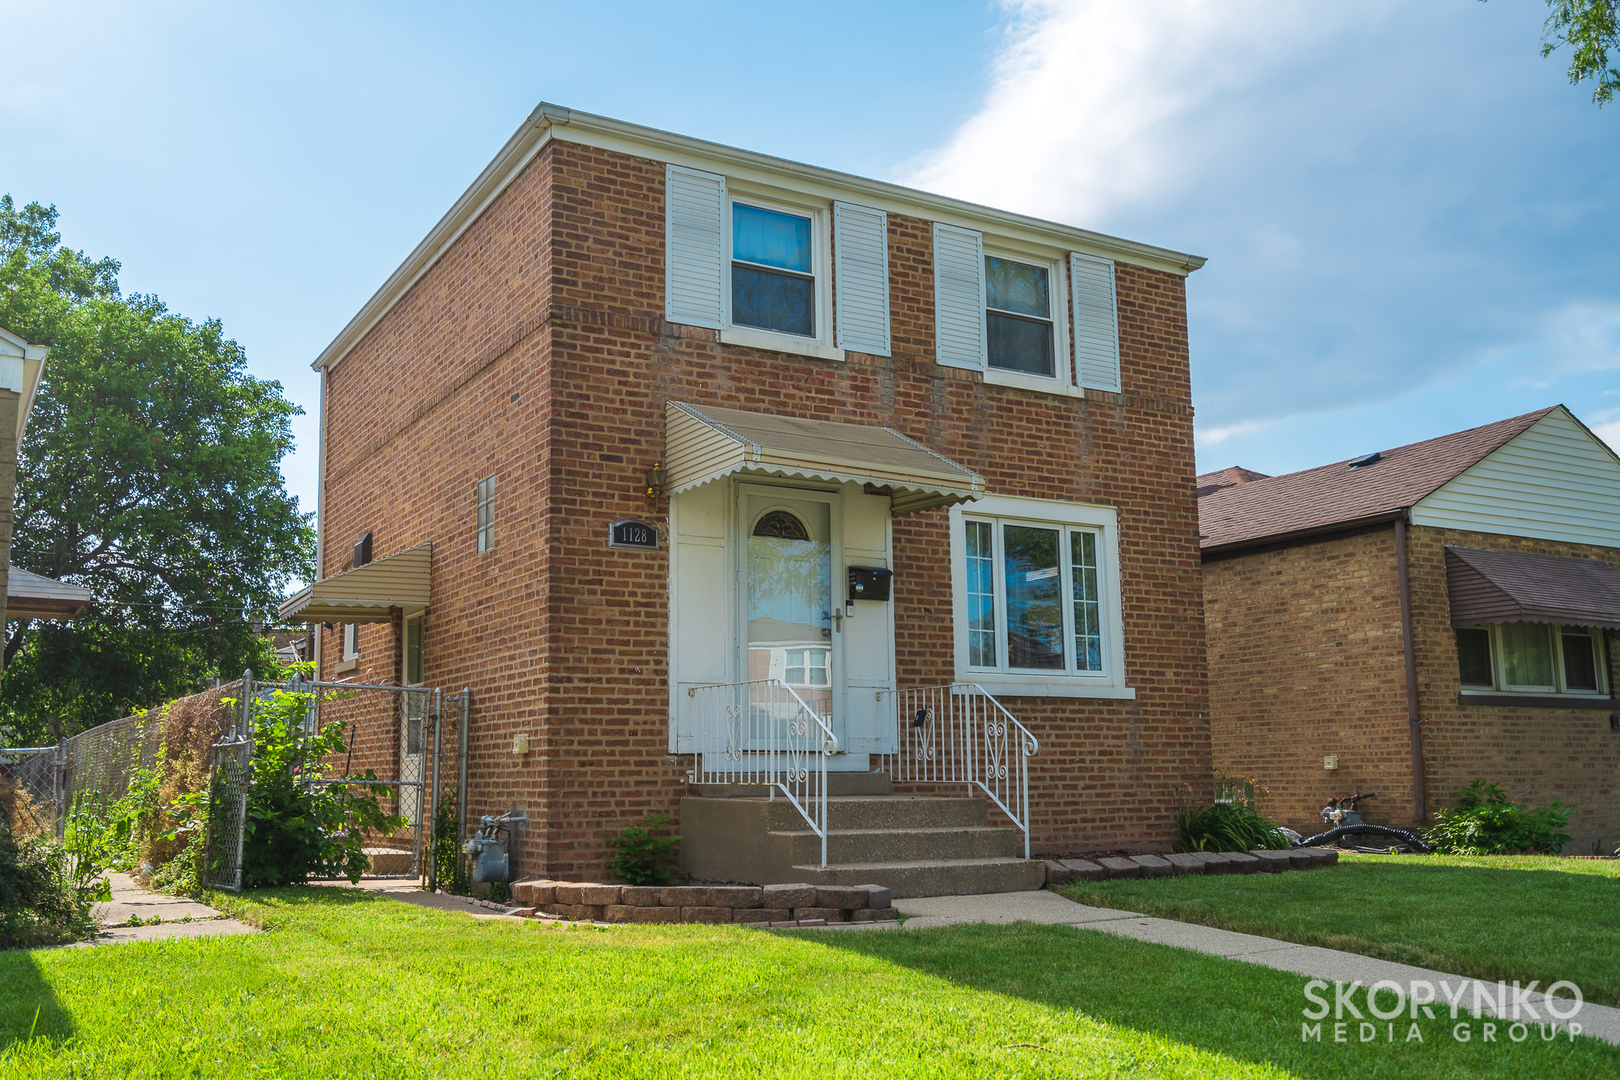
[508,880,900,927]
[1044,847,1339,884]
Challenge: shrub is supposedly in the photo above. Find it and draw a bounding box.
[1,778,99,948]
[606,813,679,885]
[231,674,408,888]
[1427,780,1573,856]
[1175,776,1290,853]
[430,790,469,895]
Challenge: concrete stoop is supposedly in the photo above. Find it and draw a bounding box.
[679,775,1045,898]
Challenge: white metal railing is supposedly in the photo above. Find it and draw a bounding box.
[686,680,840,866]
[876,684,1040,858]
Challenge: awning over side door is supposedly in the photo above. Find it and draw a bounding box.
[665,401,984,516]
[278,542,432,624]
[1446,546,1620,629]
[7,566,94,621]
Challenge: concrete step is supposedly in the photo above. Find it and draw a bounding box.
[760,795,988,832]
[774,825,1023,864]
[794,857,1048,898]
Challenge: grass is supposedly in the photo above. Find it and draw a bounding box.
[0,885,1614,1078]
[1057,853,1620,1006]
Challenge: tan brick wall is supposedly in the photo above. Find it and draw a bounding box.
[320,138,1212,877]
[1203,528,1414,833]
[1205,523,1620,851]
[1408,525,1620,852]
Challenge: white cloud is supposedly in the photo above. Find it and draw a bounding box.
[1530,301,1620,374]
[900,0,1363,224]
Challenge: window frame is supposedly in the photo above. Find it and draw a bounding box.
[984,252,1059,381]
[949,495,1132,698]
[342,622,360,662]
[476,475,496,554]
[979,244,1075,396]
[1455,622,1609,697]
[721,192,838,359]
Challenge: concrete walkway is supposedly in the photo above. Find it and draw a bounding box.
[65,872,257,948]
[895,890,1620,1046]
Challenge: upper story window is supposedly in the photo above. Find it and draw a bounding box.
[1456,623,1607,695]
[476,475,496,553]
[985,256,1054,378]
[732,203,814,338]
[666,165,890,360]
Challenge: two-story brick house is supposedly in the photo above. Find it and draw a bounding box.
[281,105,1213,892]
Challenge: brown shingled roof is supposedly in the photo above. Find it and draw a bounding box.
[1198,407,1557,554]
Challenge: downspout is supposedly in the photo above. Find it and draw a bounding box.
[313,365,328,680]
[1394,514,1425,825]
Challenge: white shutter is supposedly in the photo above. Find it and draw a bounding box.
[665,164,726,328]
[1071,251,1121,393]
[933,223,985,369]
[833,201,890,356]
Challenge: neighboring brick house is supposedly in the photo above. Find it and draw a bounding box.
[281,105,1214,891]
[1199,406,1620,852]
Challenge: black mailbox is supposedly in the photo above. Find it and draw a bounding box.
[848,566,893,602]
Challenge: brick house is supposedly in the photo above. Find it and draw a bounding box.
[1199,406,1620,852]
[281,104,1214,892]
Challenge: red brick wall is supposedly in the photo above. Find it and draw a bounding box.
[1205,523,1620,851]
[320,137,1212,877]
[1203,528,1415,833]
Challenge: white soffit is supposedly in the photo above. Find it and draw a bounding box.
[0,326,48,443]
[665,401,984,516]
[312,104,1206,375]
[278,542,432,624]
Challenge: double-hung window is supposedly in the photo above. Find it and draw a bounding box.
[952,495,1130,697]
[985,256,1055,377]
[731,203,814,338]
[1456,623,1608,696]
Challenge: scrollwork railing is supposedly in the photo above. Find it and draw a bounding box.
[686,680,839,866]
[876,684,1039,858]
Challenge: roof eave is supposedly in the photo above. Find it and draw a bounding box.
[1200,509,1410,560]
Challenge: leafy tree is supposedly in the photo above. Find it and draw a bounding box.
[1497,0,1620,105]
[0,196,313,744]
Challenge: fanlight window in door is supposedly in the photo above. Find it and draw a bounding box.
[753,510,811,540]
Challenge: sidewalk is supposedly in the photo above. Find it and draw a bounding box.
[894,890,1620,1046]
[64,872,257,948]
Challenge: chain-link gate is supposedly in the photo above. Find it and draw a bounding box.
[0,744,63,834]
[202,672,470,891]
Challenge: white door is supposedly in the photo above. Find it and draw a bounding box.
[399,613,427,828]
[738,485,844,746]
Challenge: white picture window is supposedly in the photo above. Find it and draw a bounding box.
[476,475,495,553]
[950,495,1130,698]
[1456,623,1608,696]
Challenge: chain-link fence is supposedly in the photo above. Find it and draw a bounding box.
[201,732,252,891]
[0,745,62,832]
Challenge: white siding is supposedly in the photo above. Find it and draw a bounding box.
[933,223,985,369]
[832,201,891,356]
[669,482,733,751]
[1071,251,1121,393]
[665,164,726,328]
[839,486,895,754]
[1413,408,1620,547]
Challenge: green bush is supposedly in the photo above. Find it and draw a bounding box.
[1427,780,1573,856]
[606,813,679,885]
[430,790,469,895]
[228,672,408,888]
[1175,776,1290,853]
[1,779,99,948]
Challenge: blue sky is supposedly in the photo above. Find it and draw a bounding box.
[3,0,1617,514]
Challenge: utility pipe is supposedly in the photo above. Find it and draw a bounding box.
[1394,516,1426,825]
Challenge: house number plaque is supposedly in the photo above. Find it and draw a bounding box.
[608,519,659,551]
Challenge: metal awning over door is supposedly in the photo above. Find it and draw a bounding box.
[665,401,984,516]
[278,542,432,624]
[7,566,94,621]
[1445,546,1620,629]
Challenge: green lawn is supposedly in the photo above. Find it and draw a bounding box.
[1058,854,1620,1006]
[2,886,1614,1078]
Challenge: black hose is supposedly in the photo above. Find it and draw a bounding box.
[1298,823,1435,853]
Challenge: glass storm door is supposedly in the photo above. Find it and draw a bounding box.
[740,486,842,743]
